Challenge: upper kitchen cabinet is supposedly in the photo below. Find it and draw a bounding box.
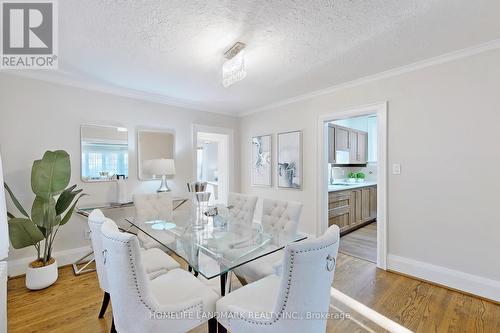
[329,124,368,165]
[335,126,350,151]
[357,132,368,164]
[350,131,367,164]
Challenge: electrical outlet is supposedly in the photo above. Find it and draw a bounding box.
[392,163,401,175]
[83,230,91,240]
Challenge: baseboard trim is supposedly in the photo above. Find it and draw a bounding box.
[387,254,500,303]
[7,246,92,277]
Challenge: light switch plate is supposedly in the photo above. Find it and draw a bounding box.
[392,163,401,175]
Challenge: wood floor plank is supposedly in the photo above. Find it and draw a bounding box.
[339,222,377,263]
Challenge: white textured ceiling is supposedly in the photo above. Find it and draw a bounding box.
[30,1,500,114]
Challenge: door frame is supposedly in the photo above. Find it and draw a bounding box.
[192,124,235,204]
[316,102,388,269]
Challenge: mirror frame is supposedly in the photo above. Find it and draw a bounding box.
[80,124,129,183]
[137,128,176,181]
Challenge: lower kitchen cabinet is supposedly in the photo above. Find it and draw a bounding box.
[328,191,354,230]
[328,185,377,234]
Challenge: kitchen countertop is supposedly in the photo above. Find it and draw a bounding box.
[328,181,377,192]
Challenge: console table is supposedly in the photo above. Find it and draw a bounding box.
[73,197,189,275]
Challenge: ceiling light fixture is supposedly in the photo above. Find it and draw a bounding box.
[222,42,247,88]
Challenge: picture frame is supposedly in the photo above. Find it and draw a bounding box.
[251,134,272,187]
[277,130,302,189]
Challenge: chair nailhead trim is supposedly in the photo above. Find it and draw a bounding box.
[229,239,338,326]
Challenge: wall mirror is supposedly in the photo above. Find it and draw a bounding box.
[137,129,175,180]
[81,124,129,182]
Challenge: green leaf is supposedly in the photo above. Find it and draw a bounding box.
[38,225,46,236]
[55,184,82,215]
[3,182,29,218]
[59,194,86,226]
[31,196,57,228]
[31,150,71,200]
[7,211,15,219]
[8,218,45,249]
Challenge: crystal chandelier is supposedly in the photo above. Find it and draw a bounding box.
[222,42,247,88]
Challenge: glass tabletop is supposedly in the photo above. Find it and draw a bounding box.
[124,208,306,280]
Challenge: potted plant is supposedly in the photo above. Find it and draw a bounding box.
[347,172,357,183]
[356,172,366,183]
[4,150,85,290]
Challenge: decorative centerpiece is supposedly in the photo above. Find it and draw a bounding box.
[4,150,85,290]
[186,181,210,230]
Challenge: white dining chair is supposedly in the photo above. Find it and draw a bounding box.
[216,224,340,333]
[233,198,303,284]
[227,192,258,225]
[100,218,219,333]
[88,209,180,320]
[133,192,176,250]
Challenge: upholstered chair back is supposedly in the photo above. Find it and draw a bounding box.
[222,225,340,333]
[227,192,258,225]
[100,219,157,332]
[100,218,215,332]
[87,209,108,292]
[133,192,173,223]
[276,225,339,331]
[261,198,302,243]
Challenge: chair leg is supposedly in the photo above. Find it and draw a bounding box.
[110,316,116,333]
[208,318,217,333]
[218,322,227,333]
[99,292,111,318]
[234,273,248,286]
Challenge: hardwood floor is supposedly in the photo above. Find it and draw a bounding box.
[7,254,500,332]
[339,222,377,263]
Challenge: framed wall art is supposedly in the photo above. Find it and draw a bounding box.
[277,130,302,189]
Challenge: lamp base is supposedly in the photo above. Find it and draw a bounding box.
[157,175,171,192]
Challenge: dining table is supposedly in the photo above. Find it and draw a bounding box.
[124,208,307,297]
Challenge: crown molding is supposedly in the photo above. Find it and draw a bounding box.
[2,38,500,118]
[240,38,500,117]
[0,70,237,117]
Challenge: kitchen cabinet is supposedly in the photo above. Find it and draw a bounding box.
[369,186,377,219]
[349,130,368,164]
[335,126,350,151]
[328,191,354,231]
[356,132,368,164]
[330,125,367,165]
[328,185,377,234]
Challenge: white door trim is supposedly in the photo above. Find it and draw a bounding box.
[192,124,235,203]
[316,102,388,269]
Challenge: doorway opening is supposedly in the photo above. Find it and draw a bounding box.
[317,102,387,269]
[194,126,233,205]
[329,114,378,263]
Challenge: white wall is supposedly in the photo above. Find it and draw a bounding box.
[238,47,500,300]
[0,74,239,275]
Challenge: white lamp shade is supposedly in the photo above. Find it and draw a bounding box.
[143,159,176,177]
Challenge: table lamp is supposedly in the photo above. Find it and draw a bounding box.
[143,158,176,192]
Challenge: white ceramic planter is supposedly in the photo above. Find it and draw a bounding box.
[26,259,58,290]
